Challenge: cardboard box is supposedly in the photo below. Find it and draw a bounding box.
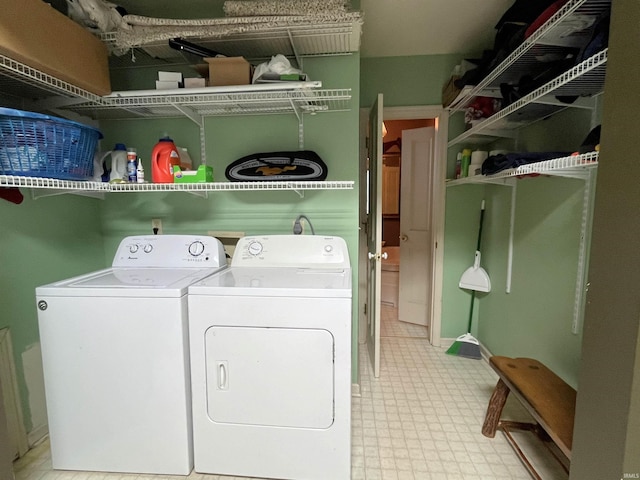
[442,76,461,107]
[0,0,111,96]
[195,57,252,87]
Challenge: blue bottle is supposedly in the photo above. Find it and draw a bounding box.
[126,148,137,182]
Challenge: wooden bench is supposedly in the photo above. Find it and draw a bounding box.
[482,356,577,478]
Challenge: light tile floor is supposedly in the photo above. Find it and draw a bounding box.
[12,305,567,480]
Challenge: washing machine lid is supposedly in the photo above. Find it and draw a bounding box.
[36,266,225,298]
[189,266,352,298]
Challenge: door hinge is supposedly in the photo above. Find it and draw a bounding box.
[364,303,367,315]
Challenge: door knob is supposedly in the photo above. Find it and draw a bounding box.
[368,252,375,259]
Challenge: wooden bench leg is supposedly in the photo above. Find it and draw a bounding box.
[482,378,510,438]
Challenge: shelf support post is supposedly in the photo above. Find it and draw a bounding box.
[288,98,304,149]
[171,103,207,165]
[572,167,597,335]
[506,181,517,294]
[286,29,302,69]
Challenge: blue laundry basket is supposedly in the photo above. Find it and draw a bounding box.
[0,107,102,181]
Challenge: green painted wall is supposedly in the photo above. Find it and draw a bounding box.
[442,106,596,388]
[99,54,362,379]
[360,54,461,108]
[1,53,359,435]
[0,194,104,430]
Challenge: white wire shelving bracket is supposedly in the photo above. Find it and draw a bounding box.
[572,167,597,335]
[447,151,598,334]
[448,50,607,148]
[0,175,354,199]
[446,0,612,113]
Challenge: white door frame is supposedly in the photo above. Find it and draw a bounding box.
[358,105,448,348]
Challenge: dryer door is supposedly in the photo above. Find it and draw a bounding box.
[205,326,334,429]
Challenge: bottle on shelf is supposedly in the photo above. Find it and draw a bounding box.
[151,136,181,183]
[126,147,137,182]
[104,143,128,182]
[461,148,472,178]
[136,159,145,183]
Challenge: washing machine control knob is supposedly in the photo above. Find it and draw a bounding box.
[188,241,205,257]
[143,244,153,253]
[129,244,139,254]
[248,241,263,256]
[324,245,333,253]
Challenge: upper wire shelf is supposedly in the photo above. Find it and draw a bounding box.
[447,0,611,112]
[448,49,607,148]
[62,84,352,120]
[102,20,362,68]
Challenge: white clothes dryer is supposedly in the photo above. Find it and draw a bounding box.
[36,235,227,475]
[188,235,352,480]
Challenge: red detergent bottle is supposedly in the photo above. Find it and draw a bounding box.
[151,136,181,183]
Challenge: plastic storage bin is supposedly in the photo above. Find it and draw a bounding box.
[0,107,102,181]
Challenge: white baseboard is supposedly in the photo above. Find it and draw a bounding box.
[351,383,361,398]
[0,328,28,458]
[440,337,457,348]
[27,424,48,448]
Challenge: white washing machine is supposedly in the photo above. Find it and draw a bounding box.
[188,235,352,480]
[36,234,227,475]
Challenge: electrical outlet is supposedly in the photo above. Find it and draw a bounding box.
[292,218,304,235]
[151,218,163,235]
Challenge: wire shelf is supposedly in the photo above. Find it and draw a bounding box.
[448,49,607,148]
[63,86,352,120]
[1,18,359,112]
[0,54,102,105]
[103,20,362,67]
[446,151,598,186]
[0,175,354,194]
[448,0,611,112]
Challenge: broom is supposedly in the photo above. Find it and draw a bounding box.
[446,200,491,360]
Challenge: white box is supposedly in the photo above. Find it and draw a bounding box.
[156,80,180,90]
[158,71,183,82]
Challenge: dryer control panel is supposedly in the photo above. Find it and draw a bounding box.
[112,235,227,268]
[232,235,350,269]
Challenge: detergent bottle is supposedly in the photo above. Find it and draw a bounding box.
[151,136,181,183]
[92,143,127,182]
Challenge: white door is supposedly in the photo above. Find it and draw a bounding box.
[366,94,383,378]
[399,127,435,327]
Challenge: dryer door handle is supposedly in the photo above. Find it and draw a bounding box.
[217,361,228,390]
